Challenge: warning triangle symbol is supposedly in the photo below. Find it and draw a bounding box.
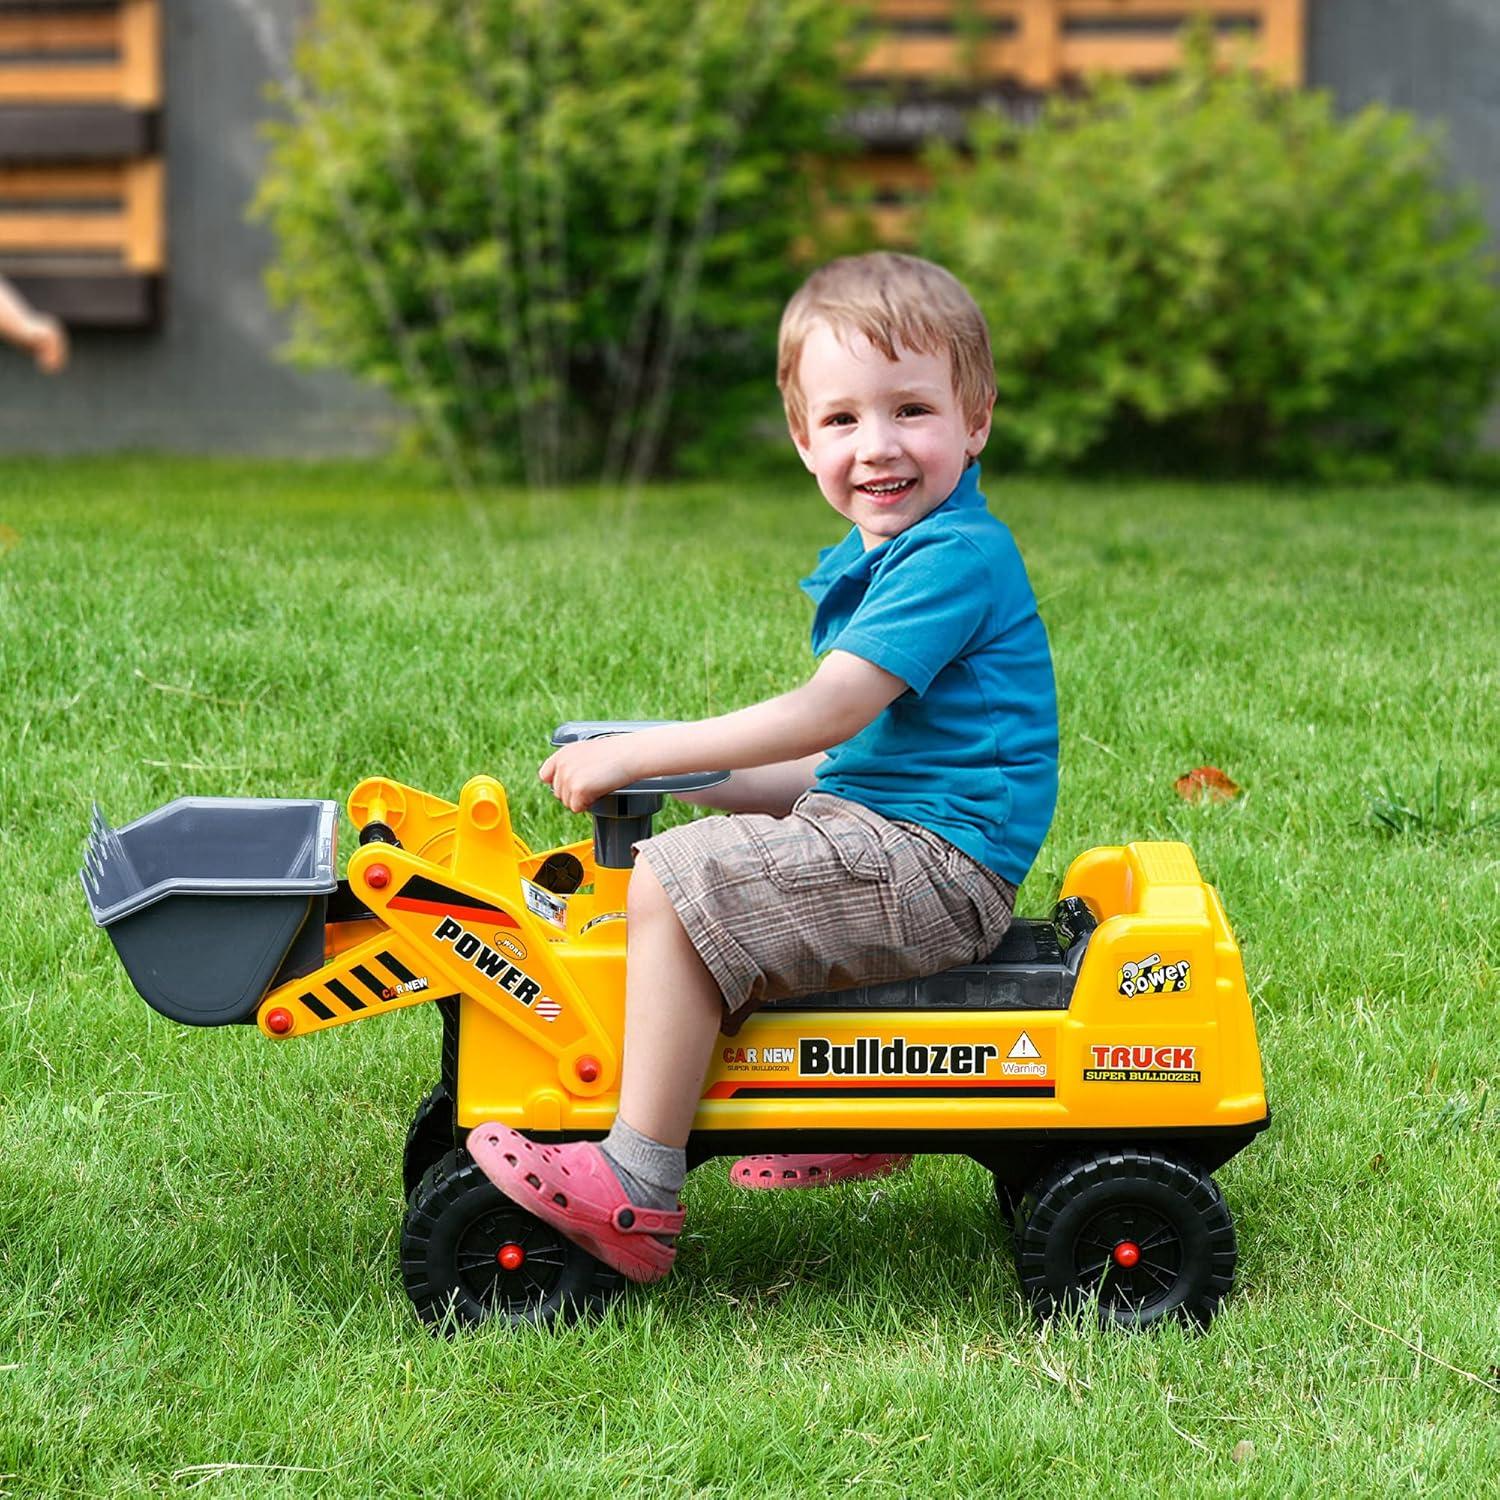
[1008,1031,1040,1059]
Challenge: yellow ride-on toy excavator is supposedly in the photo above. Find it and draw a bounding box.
[83,721,1270,1333]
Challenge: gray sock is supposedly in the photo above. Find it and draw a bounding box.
[599,1117,686,1212]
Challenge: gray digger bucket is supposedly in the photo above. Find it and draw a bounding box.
[81,797,338,1026]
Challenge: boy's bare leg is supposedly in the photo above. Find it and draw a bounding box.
[471,856,711,1245]
[615,855,724,1147]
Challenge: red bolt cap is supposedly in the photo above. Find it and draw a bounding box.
[497,1243,525,1271]
[1113,1240,1141,1268]
[576,1055,601,1083]
[366,864,391,890]
[265,1007,295,1036]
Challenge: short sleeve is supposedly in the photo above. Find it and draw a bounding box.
[825,532,994,696]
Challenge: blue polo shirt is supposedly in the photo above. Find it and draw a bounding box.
[800,463,1058,885]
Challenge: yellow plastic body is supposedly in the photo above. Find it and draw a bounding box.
[255,780,1268,1144]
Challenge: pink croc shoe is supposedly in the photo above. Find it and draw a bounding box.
[468,1124,684,1285]
[730,1152,914,1190]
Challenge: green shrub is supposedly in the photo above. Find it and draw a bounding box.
[919,33,1500,479]
[256,0,857,484]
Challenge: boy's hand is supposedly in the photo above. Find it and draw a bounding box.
[539,736,642,813]
[26,314,68,374]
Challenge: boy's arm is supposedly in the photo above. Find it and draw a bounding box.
[671,753,826,817]
[540,651,905,813]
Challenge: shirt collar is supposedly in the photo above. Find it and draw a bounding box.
[800,461,986,598]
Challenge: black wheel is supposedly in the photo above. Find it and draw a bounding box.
[402,1083,457,1202]
[400,1149,625,1333]
[1013,1148,1237,1329]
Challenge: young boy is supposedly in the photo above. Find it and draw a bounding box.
[469,252,1058,1283]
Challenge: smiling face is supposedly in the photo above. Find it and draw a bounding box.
[791,322,992,550]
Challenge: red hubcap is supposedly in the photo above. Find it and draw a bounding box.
[497,1243,525,1271]
[1112,1240,1141,1268]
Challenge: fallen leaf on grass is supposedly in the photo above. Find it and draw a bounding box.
[0,525,19,554]
[1232,1440,1256,1463]
[1175,765,1240,803]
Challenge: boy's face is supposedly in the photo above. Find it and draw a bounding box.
[791,322,991,550]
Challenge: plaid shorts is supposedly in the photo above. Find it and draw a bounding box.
[634,791,1017,1035]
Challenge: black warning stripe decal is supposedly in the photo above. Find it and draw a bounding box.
[300,991,335,1021]
[387,875,522,928]
[397,874,505,911]
[714,1083,1056,1100]
[351,964,388,1001]
[327,979,366,1012]
[378,949,417,984]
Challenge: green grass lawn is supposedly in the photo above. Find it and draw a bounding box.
[1,457,1495,1496]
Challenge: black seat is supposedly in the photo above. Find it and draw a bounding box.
[763,901,1097,1015]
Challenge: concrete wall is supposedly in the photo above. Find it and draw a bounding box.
[0,0,394,456]
[1306,0,1500,444]
[1,0,1497,457]
[1307,0,1500,241]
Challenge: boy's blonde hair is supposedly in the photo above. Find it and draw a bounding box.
[777,252,996,439]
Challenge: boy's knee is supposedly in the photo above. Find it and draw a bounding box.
[627,855,674,924]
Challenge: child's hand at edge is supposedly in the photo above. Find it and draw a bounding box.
[27,314,68,374]
[539,737,643,814]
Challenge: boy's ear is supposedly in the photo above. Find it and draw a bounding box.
[965,405,993,460]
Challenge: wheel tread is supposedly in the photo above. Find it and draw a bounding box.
[402,1083,458,1203]
[400,1147,625,1333]
[1012,1146,1237,1329]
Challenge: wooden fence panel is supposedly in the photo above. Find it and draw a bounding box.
[857,0,1304,86]
[0,0,163,324]
[837,0,1304,239]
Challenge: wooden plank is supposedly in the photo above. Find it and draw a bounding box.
[1017,0,1061,87]
[0,157,165,272]
[871,1,1276,22]
[1061,29,1273,75]
[122,153,160,269]
[119,0,159,108]
[838,157,935,194]
[0,63,125,103]
[0,210,128,254]
[0,2,159,105]
[0,14,121,52]
[1258,0,1303,84]
[1061,33,1190,73]
[1059,1,1267,16]
[0,165,123,198]
[855,36,1019,77]
[0,0,127,9]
